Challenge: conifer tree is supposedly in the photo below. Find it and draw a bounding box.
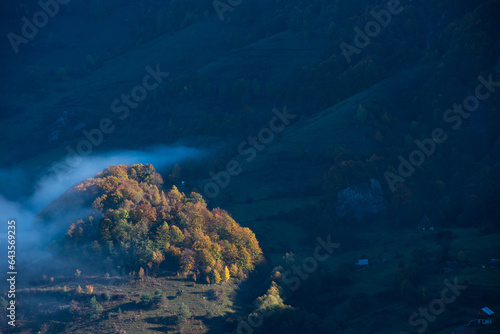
[177,302,192,323]
[213,269,221,284]
[88,296,103,318]
[223,266,230,281]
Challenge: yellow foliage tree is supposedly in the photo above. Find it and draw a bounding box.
[213,269,221,284]
[86,285,94,294]
[152,250,165,271]
[76,285,83,294]
[229,263,238,277]
[138,267,145,279]
[255,282,285,310]
[223,266,230,281]
[237,248,253,271]
[199,248,216,268]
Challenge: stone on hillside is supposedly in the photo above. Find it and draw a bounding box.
[336,179,388,222]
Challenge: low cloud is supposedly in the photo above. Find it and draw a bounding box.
[0,145,206,280]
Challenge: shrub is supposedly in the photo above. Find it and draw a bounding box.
[153,289,163,304]
[86,285,94,294]
[207,287,224,301]
[159,295,168,308]
[69,300,80,316]
[140,292,152,306]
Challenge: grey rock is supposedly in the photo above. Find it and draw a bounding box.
[336,179,388,222]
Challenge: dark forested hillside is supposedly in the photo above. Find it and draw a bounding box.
[1,0,500,333]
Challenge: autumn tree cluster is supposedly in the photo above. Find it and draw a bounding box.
[63,164,262,282]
